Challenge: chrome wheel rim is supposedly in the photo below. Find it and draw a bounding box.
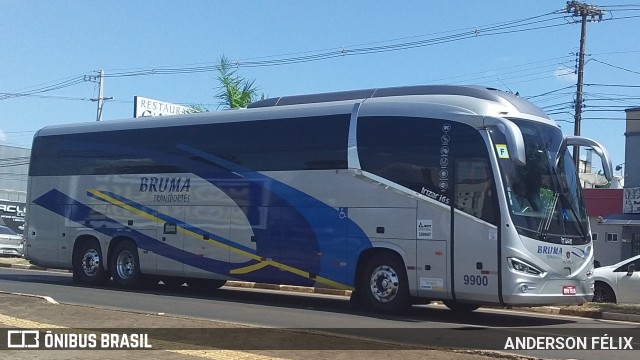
[81,249,101,277]
[369,265,399,303]
[116,250,135,280]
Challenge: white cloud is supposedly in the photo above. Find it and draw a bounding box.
[0,129,6,143]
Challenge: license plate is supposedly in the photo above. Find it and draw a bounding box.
[562,285,577,295]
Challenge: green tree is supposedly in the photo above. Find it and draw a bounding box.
[215,55,262,109]
[184,104,210,113]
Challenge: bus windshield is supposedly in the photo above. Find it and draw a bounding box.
[495,119,589,245]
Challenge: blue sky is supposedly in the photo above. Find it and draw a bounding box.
[1,1,639,173]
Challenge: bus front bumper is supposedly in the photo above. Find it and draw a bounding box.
[502,278,593,306]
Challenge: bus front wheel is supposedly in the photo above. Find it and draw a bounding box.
[110,241,141,288]
[359,253,410,314]
[443,300,480,313]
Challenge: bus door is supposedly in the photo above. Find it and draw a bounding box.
[451,156,500,304]
[416,202,451,300]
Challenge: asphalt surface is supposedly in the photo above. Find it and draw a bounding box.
[0,257,517,360]
[0,291,520,360]
[3,255,640,323]
[1,255,640,360]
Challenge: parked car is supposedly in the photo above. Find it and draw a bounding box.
[0,225,24,257]
[593,254,640,303]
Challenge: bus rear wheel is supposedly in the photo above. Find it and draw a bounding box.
[110,241,141,288]
[187,278,227,293]
[359,253,410,314]
[73,240,109,286]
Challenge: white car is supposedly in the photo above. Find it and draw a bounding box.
[0,225,24,257]
[593,254,640,304]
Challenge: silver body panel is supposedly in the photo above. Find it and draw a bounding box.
[25,86,603,306]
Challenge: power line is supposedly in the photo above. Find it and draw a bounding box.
[1,6,639,108]
[591,58,640,76]
[586,83,640,88]
[0,76,88,101]
[102,12,570,76]
[0,11,572,101]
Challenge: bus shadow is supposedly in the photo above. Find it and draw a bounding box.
[0,270,577,328]
[117,280,577,328]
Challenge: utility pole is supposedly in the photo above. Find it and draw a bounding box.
[88,70,113,121]
[95,70,104,122]
[565,1,605,170]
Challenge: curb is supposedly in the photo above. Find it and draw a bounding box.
[602,312,640,322]
[0,261,68,273]
[1,262,352,296]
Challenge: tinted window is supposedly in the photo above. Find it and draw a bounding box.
[358,116,446,197]
[358,116,497,224]
[30,114,350,176]
[454,157,497,225]
[615,257,640,272]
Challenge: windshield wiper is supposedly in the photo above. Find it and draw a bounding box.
[538,191,560,241]
[537,191,588,242]
[558,187,589,241]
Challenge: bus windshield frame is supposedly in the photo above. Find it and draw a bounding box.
[493,118,590,245]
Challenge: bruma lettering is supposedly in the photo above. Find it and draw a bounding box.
[537,245,563,255]
[139,177,191,193]
[140,177,191,203]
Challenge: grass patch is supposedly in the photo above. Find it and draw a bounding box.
[561,302,640,315]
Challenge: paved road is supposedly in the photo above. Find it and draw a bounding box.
[2,291,512,360]
[1,267,640,359]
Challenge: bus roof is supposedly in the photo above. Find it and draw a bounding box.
[248,85,550,120]
[34,85,552,138]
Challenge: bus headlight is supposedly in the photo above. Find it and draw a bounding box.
[508,257,546,276]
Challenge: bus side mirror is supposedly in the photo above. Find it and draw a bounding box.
[563,136,613,181]
[484,117,526,166]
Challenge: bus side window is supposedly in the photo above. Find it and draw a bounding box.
[357,116,450,198]
[453,158,497,225]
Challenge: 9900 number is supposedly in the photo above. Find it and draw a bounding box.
[463,274,488,286]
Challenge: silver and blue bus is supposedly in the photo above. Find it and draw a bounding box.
[24,85,612,314]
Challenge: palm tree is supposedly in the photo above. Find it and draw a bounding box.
[215,55,261,109]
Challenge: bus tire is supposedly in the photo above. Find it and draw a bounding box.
[161,277,186,289]
[187,278,227,293]
[443,300,480,313]
[110,241,141,288]
[359,253,410,314]
[73,240,109,286]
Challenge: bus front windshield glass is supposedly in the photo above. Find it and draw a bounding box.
[495,119,589,245]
